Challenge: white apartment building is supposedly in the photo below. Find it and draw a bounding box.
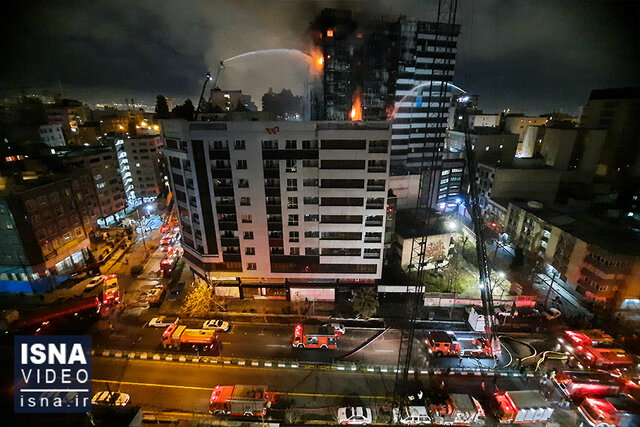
[39,124,66,147]
[162,120,391,298]
[115,135,165,204]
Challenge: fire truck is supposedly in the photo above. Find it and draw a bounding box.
[428,394,486,425]
[559,329,634,370]
[102,274,120,305]
[209,385,275,417]
[492,390,554,424]
[553,370,621,399]
[292,324,338,349]
[578,396,640,427]
[425,331,492,357]
[161,324,218,352]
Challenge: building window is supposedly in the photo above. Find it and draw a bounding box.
[243,231,254,240]
[245,247,255,255]
[303,197,319,205]
[238,179,249,188]
[241,214,252,223]
[304,231,319,238]
[289,231,299,242]
[302,140,318,149]
[285,140,297,149]
[247,262,257,270]
[303,179,319,187]
[287,197,298,209]
[236,159,247,169]
[234,140,246,150]
[290,247,300,255]
[303,159,318,167]
[262,140,278,150]
[305,247,319,255]
[288,214,299,226]
[240,197,251,206]
[304,214,319,222]
[286,179,297,191]
[286,159,297,173]
[364,249,381,258]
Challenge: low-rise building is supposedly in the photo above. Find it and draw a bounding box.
[504,199,640,310]
[39,124,66,147]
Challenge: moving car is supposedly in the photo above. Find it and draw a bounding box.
[337,407,373,425]
[92,391,130,406]
[203,319,231,332]
[148,316,179,328]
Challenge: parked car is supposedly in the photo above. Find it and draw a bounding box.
[84,276,104,292]
[337,407,373,425]
[329,323,346,336]
[148,316,178,328]
[202,319,230,332]
[92,391,130,406]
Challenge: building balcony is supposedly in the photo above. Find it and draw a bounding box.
[269,238,284,247]
[264,187,281,197]
[583,254,631,275]
[215,205,236,214]
[210,169,232,179]
[220,237,239,246]
[213,187,234,197]
[266,205,282,215]
[217,221,237,231]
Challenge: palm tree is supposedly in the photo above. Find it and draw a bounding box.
[353,287,379,320]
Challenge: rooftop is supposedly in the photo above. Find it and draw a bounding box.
[507,199,640,257]
[394,209,454,239]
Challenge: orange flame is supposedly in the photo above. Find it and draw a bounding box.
[310,46,324,75]
[350,87,362,121]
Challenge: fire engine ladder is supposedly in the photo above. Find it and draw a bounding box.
[391,0,458,416]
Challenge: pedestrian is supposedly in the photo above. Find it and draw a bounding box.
[481,381,485,392]
[458,354,463,365]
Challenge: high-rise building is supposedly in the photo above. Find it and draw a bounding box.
[310,9,460,209]
[114,135,165,204]
[162,120,391,299]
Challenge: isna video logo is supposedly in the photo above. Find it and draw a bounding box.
[14,336,92,413]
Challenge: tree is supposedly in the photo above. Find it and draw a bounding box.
[155,95,170,119]
[181,281,214,318]
[261,88,303,119]
[440,252,465,293]
[173,99,195,121]
[352,287,379,320]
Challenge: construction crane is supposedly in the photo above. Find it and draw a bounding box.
[391,0,460,416]
[194,61,226,120]
[392,0,498,417]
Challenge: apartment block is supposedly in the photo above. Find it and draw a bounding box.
[162,120,391,298]
[115,135,165,203]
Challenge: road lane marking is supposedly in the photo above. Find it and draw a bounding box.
[267,344,288,348]
[92,379,388,399]
[374,349,394,353]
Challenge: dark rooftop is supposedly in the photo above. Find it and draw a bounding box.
[394,208,454,239]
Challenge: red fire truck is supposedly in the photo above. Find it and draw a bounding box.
[209,385,275,417]
[493,390,554,424]
[553,370,621,399]
[578,396,640,427]
[559,329,634,370]
[162,324,218,352]
[292,324,338,349]
[425,331,492,357]
[102,274,120,305]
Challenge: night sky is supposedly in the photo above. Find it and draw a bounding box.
[1,0,638,115]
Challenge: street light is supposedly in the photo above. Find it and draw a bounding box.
[446,220,457,231]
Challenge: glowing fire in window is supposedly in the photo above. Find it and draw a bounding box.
[350,88,362,121]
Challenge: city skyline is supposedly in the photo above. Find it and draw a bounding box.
[1,0,638,115]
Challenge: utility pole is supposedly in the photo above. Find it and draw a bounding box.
[136,209,148,255]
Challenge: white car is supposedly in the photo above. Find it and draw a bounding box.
[148,316,178,328]
[202,319,230,332]
[92,391,130,406]
[337,407,373,425]
[330,323,346,336]
[392,406,431,425]
[84,276,104,291]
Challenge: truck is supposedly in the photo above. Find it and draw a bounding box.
[102,274,120,305]
[578,396,640,427]
[425,331,492,358]
[209,385,275,417]
[292,324,338,349]
[429,394,485,425]
[553,370,621,399]
[161,324,218,352]
[493,390,554,424]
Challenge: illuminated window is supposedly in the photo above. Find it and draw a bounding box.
[327,29,334,37]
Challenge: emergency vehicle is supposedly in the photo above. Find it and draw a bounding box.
[425,331,492,357]
[209,385,275,417]
[578,396,640,427]
[292,324,338,349]
[102,274,120,305]
[553,370,621,399]
[161,324,218,352]
[559,329,634,370]
[429,394,485,426]
[492,390,554,424]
